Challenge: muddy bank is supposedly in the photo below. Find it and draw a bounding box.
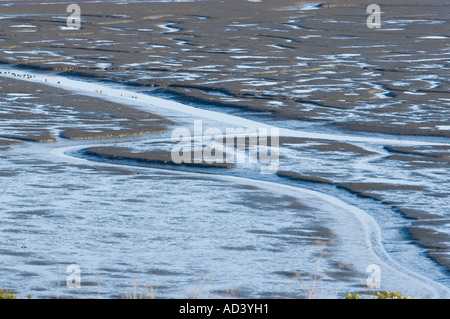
[84,146,235,169]
[0,75,173,143]
[0,0,448,137]
[0,0,449,297]
[0,138,24,151]
[274,136,450,272]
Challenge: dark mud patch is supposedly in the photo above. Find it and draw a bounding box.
[304,141,378,156]
[0,171,17,177]
[0,138,24,147]
[384,145,450,160]
[334,121,450,139]
[276,170,332,184]
[231,193,311,211]
[60,127,166,140]
[0,130,57,143]
[325,262,362,282]
[408,226,450,271]
[83,146,234,169]
[0,249,33,258]
[336,183,425,201]
[220,245,257,251]
[272,225,335,246]
[148,268,185,277]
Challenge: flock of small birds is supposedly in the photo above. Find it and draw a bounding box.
[2,70,140,99]
[3,71,35,79]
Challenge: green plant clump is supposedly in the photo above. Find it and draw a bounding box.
[0,289,17,299]
[345,293,361,299]
[376,291,411,299]
[345,291,411,299]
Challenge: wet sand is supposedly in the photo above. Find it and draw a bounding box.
[0,0,448,137]
[0,75,172,143]
[0,0,449,298]
[84,146,235,169]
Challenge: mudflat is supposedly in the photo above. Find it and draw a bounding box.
[0,0,448,137]
[0,0,449,298]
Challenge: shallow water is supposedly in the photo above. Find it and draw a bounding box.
[0,0,449,299]
[0,66,449,299]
